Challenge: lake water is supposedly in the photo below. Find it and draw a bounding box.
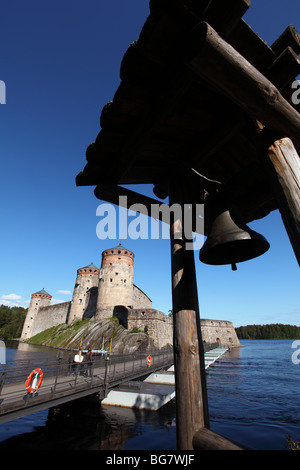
[0,339,299,450]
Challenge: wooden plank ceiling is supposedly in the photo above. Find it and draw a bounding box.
[76,0,300,225]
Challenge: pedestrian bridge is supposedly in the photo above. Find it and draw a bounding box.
[0,350,174,425]
[0,345,228,425]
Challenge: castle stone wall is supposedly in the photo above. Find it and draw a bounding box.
[21,246,240,350]
[128,308,173,349]
[132,285,152,309]
[200,319,240,347]
[30,302,71,338]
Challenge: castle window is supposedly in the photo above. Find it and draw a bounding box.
[79,299,82,304]
[110,279,112,282]
[115,272,118,275]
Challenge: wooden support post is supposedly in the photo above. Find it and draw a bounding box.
[260,133,300,267]
[168,174,209,450]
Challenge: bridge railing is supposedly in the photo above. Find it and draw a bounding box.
[105,349,174,387]
[0,349,174,404]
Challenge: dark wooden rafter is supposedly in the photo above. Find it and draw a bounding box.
[184,22,300,149]
[77,8,300,215]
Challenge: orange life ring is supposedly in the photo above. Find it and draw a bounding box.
[25,368,43,393]
[146,355,152,367]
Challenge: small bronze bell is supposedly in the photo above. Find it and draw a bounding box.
[200,205,270,270]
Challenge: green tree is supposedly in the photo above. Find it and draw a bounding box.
[236,323,300,340]
[0,305,27,340]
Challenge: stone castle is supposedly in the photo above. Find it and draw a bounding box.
[21,244,240,349]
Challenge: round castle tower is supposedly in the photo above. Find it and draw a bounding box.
[67,263,99,324]
[95,244,134,319]
[20,289,52,340]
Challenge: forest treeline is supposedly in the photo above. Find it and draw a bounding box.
[0,305,27,340]
[236,323,300,340]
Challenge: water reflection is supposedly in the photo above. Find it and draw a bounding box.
[0,395,176,450]
[6,340,71,363]
[0,342,176,450]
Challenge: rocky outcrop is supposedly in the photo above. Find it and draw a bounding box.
[26,318,156,354]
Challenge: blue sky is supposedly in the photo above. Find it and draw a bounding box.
[0,0,299,328]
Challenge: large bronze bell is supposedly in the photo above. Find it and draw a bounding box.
[200,205,270,270]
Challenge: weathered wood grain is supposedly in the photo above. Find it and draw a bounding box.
[261,135,300,266]
[169,174,209,450]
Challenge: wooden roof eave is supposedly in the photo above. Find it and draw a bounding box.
[76,2,300,226]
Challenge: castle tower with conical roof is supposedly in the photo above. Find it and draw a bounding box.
[96,244,134,319]
[21,289,52,340]
[67,263,100,324]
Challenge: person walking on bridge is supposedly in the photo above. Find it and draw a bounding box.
[85,347,93,377]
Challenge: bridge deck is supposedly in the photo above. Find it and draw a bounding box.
[0,347,228,423]
[0,350,173,424]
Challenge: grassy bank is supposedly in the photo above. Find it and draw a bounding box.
[26,317,154,353]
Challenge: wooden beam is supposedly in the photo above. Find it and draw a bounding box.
[169,173,209,450]
[94,170,220,235]
[184,22,300,150]
[193,428,243,450]
[202,0,251,37]
[94,184,165,221]
[103,70,195,184]
[267,47,300,90]
[271,25,300,57]
[259,133,300,267]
